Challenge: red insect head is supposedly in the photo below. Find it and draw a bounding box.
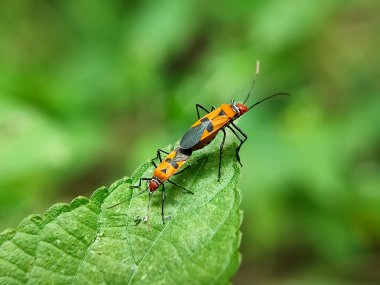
[149,179,160,192]
[236,103,249,116]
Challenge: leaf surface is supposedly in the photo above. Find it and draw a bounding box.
[0,137,242,285]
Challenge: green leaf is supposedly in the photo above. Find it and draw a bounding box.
[0,137,242,284]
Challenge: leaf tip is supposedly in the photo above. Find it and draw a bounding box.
[89,186,109,204]
[42,203,71,224]
[0,229,16,245]
[17,214,43,232]
[70,196,89,209]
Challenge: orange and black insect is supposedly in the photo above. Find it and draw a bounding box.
[180,61,289,181]
[110,61,289,223]
[109,147,196,224]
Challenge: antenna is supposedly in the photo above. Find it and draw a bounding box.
[243,60,260,104]
[249,92,290,110]
[107,189,149,209]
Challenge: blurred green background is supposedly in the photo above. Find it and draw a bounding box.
[1,0,379,284]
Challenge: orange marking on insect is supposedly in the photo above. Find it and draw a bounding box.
[149,147,191,192]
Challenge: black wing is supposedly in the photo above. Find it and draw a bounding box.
[180,117,213,149]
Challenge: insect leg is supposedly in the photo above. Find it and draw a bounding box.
[230,121,248,138]
[218,128,227,182]
[150,148,170,167]
[196,103,210,119]
[131,177,151,189]
[227,126,244,166]
[226,125,244,166]
[109,177,149,210]
[229,122,248,166]
[150,160,157,168]
[167,179,194,194]
[152,148,169,163]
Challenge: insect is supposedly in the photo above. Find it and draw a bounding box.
[179,61,289,181]
[110,61,289,223]
[109,147,198,224]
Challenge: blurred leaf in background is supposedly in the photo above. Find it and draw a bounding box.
[0,0,379,284]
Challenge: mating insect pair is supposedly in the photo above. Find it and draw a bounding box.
[110,61,289,224]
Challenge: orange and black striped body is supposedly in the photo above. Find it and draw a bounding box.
[149,147,192,192]
[179,103,248,151]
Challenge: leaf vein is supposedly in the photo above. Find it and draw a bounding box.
[0,256,27,275]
